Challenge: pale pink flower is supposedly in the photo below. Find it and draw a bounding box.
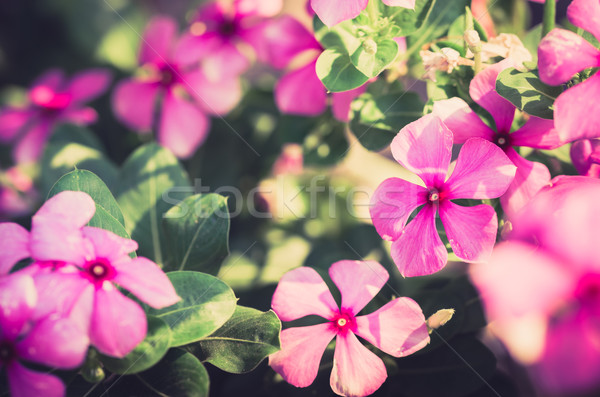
[571,139,600,178]
[310,0,415,27]
[269,260,430,397]
[370,114,516,276]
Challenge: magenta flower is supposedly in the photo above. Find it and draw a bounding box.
[0,68,110,163]
[0,273,89,397]
[571,139,600,178]
[370,114,516,277]
[537,0,600,143]
[433,60,560,216]
[311,0,416,27]
[113,16,242,159]
[470,176,600,395]
[269,260,430,396]
[0,166,38,220]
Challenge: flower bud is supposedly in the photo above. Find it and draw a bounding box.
[464,29,481,49]
[427,308,455,333]
[363,38,378,55]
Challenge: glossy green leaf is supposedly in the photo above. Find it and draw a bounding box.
[163,194,230,275]
[496,67,562,119]
[100,315,172,375]
[145,271,237,347]
[316,48,369,92]
[117,143,191,265]
[387,0,436,37]
[313,18,360,53]
[189,306,281,373]
[350,38,399,78]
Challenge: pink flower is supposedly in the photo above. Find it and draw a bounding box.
[0,273,89,397]
[112,16,242,159]
[0,68,110,163]
[571,139,600,178]
[470,176,600,395]
[370,114,516,277]
[310,0,415,27]
[0,166,39,220]
[537,0,600,143]
[433,60,560,216]
[269,260,430,397]
[0,191,180,358]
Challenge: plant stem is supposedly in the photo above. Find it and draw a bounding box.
[542,0,556,37]
[367,0,379,27]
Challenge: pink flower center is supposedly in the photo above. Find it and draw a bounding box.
[576,273,600,309]
[332,311,356,335]
[85,258,115,284]
[428,188,440,203]
[0,340,16,365]
[30,86,71,111]
[159,66,178,87]
[494,133,512,150]
[218,19,238,37]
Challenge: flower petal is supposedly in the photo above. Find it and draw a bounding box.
[391,114,453,187]
[330,331,387,397]
[391,204,447,277]
[201,40,250,80]
[329,260,388,316]
[274,59,328,116]
[538,29,600,85]
[7,362,65,397]
[571,139,600,177]
[311,0,368,27]
[61,107,98,125]
[112,79,160,132]
[158,90,210,159]
[67,69,112,104]
[31,69,65,92]
[268,323,336,387]
[439,201,497,263]
[510,116,560,149]
[567,0,600,45]
[90,284,147,358]
[444,138,516,200]
[82,227,138,265]
[0,223,30,275]
[139,16,177,65]
[355,297,429,357]
[0,108,32,142]
[554,72,600,142]
[12,120,51,163]
[114,257,180,309]
[383,0,415,7]
[184,69,242,115]
[432,98,495,144]
[369,177,428,241]
[272,266,338,321]
[331,83,368,122]
[469,59,516,133]
[0,274,37,340]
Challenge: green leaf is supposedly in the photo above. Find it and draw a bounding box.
[316,48,369,92]
[100,315,172,374]
[48,169,130,239]
[350,91,424,151]
[496,67,563,119]
[350,38,399,78]
[313,18,361,53]
[388,0,436,37]
[145,271,237,347]
[136,349,209,397]
[117,143,191,265]
[188,306,281,373]
[162,194,230,275]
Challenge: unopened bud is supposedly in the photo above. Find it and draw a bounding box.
[464,29,482,53]
[427,308,455,333]
[363,38,378,55]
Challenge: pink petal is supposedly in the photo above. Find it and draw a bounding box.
[554,72,600,143]
[0,108,32,142]
[329,260,388,315]
[274,59,328,116]
[355,297,429,357]
[311,0,368,27]
[7,362,65,397]
[235,0,283,17]
[172,33,211,68]
[90,284,147,358]
[67,69,112,104]
[268,323,336,387]
[390,204,448,277]
[567,0,600,46]
[432,98,495,144]
[391,114,453,187]
[439,201,498,263]
[271,266,338,321]
[538,29,600,85]
[158,91,210,159]
[139,16,177,65]
[570,139,600,177]
[61,107,98,125]
[444,138,516,199]
[0,274,37,340]
[201,40,250,80]
[17,316,89,368]
[31,191,96,264]
[82,227,138,266]
[184,69,242,115]
[510,117,560,149]
[382,0,416,7]
[369,177,428,242]
[31,69,65,92]
[0,223,30,275]
[469,59,516,133]
[113,256,180,309]
[331,83,368,122]
[500,148,551,218]
[112,79,160,132]
[330,331,387,397]
[12,120,51,163]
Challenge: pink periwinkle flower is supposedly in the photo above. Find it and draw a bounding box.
[0,191,180,358]
[470,176,600,395]
[269,260,430,397]
[113,16,242,159]
[434,60,560,217]
[311,0,416,27]
[0,68,110,163]
[571,139,600,178]
[370,114,516,277]
[0,166,39,220]
[537,0,600,143]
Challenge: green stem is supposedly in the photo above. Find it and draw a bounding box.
[542,0,556,37]
[474,52,482,75]
[367,0,379,27]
